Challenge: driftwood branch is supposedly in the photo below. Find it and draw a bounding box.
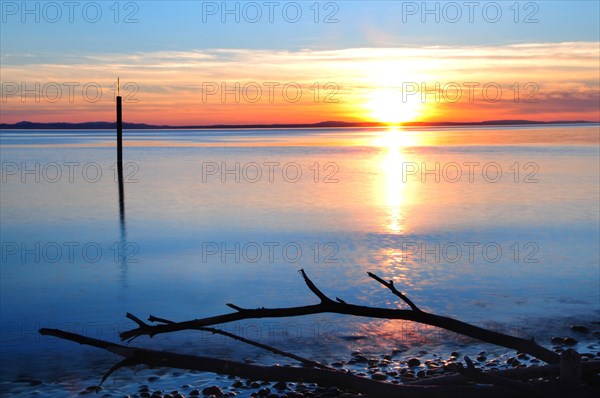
[40,327,535,398]
[149,314,331,370]
[38,270,600,397]
[367,271,421,311]
[120,270,559,364]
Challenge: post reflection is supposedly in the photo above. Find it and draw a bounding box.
[117,152,129,286]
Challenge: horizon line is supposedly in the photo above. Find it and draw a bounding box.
[1,119,597,130]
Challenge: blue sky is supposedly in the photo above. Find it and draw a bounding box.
[2,1,599,58]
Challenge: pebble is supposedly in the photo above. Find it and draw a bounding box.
[371,373,387,381]
[202,386,223,396]
[407,358,421,367]
[570,325,590,333]
[272,381,288,391]
[352,355,368,363]
[552,336,578,345]
[257,388,270,396]
[294,383,307,392]
[443,362,463,371]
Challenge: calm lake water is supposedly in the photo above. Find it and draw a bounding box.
[1,125,599,395]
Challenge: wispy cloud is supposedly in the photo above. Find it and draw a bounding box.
[1,42,598,124]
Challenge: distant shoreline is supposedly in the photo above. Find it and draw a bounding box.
[0,120,596,130]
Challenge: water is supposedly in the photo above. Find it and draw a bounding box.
[1,124,599,395]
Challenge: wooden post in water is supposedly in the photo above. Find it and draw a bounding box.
[116,78,126,231]
[116,77,123,168]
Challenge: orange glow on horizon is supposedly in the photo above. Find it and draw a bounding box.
[1,43,598,125]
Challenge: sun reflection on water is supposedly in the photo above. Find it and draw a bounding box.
[373,127,421,235]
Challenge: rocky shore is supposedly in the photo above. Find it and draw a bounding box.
[4,328,599,398]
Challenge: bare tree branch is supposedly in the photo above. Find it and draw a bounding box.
[119,271,560,364]
[148,314,332,370]
[367,271,421,311]
[299,268,333,303]
[39,328,530,398]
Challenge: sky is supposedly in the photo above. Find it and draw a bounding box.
[1,0,599,125]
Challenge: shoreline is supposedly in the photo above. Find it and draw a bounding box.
[3,324,599,398]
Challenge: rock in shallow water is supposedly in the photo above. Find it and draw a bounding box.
[563,337,578,346]
[257,387,270,396]
[570,325,590,334]
[202,386,223,396]
[371,373,387,381]
[551,336,578,345]
[407,358,421,367]
[272,381,288,391]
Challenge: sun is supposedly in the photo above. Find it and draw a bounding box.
[365,88,423,124]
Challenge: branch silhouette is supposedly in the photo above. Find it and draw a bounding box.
[38,270,600,397]
[119,270,559,364]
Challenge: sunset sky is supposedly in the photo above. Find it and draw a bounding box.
[1,1,599,125]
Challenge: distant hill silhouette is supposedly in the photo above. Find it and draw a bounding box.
[0,120,595,130]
